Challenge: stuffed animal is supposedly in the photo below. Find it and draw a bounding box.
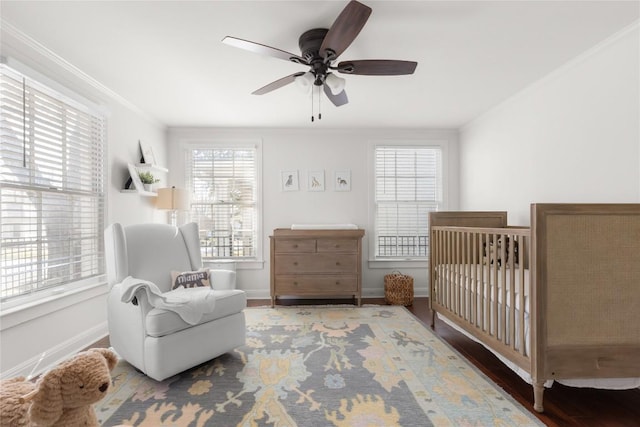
[483,236,519,267]
[0,348,117,427]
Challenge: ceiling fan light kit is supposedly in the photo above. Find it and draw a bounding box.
[222,0,418,122]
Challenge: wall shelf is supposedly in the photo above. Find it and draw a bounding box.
[120,188,157,197]
[122,162,166,196]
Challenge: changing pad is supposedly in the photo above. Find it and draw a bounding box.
[291,223,358,230]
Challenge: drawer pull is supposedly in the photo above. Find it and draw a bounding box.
[293,262,298,266]
[335,281,340,285]
[336,262,340,266]
[293,244,298,248]
[334,244,340,248]
[293,281,298,285]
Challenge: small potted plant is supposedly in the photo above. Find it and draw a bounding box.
[138,171,159,192]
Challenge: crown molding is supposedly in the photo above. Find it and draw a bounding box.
[461,20,640,132]
[1,19,162,127]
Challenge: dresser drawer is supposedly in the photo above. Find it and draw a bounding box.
[275,254,357,274]
[316,238,358,253]
[275,275,358,293]
[274,238,316,253]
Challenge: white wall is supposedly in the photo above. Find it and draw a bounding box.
[459,25,640,225]
[167,128,459,301]
[0,28,166,378]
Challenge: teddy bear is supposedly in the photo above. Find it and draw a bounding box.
[0,348,118,427]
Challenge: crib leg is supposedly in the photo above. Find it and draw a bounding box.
[532,381,545,413]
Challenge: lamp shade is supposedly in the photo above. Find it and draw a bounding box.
[156,187,189,211]
[325,73,346,95]
[294,72,314,93]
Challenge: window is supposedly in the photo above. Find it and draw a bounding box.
[185,145,258,260]
[374,145,442,260]
[0,64,106,301]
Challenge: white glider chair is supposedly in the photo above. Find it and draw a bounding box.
[104,222,246,381]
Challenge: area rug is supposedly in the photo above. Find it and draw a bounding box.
[96,305,543,426]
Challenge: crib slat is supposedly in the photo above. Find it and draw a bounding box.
[465,231,471,322]
[509,235,516,350]
[500,234,507,343]
[456,230,460,315]
[519,235,527,356]
[492,233,499,339]
[477,233,484,329]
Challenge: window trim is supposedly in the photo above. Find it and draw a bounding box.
[180,139,264,269]
[367,140,448,267]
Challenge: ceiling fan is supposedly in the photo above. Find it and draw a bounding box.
[222,0,417,120]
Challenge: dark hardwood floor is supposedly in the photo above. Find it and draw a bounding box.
[91,297,640,426]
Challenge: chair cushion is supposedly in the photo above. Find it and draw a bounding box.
[145,289,246,337]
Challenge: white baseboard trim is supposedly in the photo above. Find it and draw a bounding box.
[1,321,108,380]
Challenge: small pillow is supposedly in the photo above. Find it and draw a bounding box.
[171,269,211,290]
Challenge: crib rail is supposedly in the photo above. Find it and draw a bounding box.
[431,226,531,370]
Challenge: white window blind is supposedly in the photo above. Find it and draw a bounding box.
[185,146,257,260]
[0,64,106,301]
[374,146,442,259]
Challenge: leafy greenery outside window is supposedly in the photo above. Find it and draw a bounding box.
[185,145,258,261]
[0,64,106,302]
[374,145,442,260]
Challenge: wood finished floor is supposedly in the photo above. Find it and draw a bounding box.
[92,297,640,426]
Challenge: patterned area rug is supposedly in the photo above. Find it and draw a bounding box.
[96,305,543,426]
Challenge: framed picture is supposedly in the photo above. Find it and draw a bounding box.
[139,140,156,165]
[281,170,299,191]
[334,170,351,191]
[307,170,325,192]
[127,163,146,192]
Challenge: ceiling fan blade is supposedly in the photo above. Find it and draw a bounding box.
[323,84,349,107]
[336,60,418,75]
[252,72,306,95]
[319,1,372,59]
[222,36,307,64]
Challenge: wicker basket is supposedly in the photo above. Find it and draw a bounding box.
[384,271,414,306]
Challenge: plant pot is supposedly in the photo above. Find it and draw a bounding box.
[143,184,154,192]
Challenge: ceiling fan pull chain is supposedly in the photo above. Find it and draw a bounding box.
[311,84,314,122]
[318,85,322,120]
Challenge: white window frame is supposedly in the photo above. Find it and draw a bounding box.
[0,64,107,307]
[181,140,263,269]
[368,140,448,268]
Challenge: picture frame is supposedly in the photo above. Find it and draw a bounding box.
[139,140,156,165]
[281,170,299,191]
[334,170,351,191]
[307,170,325,192]
[127,163,146,193]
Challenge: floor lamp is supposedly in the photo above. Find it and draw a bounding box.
[156,186,189,226]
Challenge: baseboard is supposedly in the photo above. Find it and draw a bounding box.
[0,321,108,380]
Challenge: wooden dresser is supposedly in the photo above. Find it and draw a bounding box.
[269,228,365,307]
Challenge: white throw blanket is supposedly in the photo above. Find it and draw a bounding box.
[120,276,216,325]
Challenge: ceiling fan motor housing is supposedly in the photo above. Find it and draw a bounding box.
[298,28,329,61]
[299,28,331,85]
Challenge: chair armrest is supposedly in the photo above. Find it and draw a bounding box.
[209,270,237,290]
[107,282,153,370]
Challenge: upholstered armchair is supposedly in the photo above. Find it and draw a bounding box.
[104,222,246,381]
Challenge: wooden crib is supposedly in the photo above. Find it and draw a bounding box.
[429,204,640,412]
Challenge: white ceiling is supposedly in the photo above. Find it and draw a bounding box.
[1,1,638,129]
